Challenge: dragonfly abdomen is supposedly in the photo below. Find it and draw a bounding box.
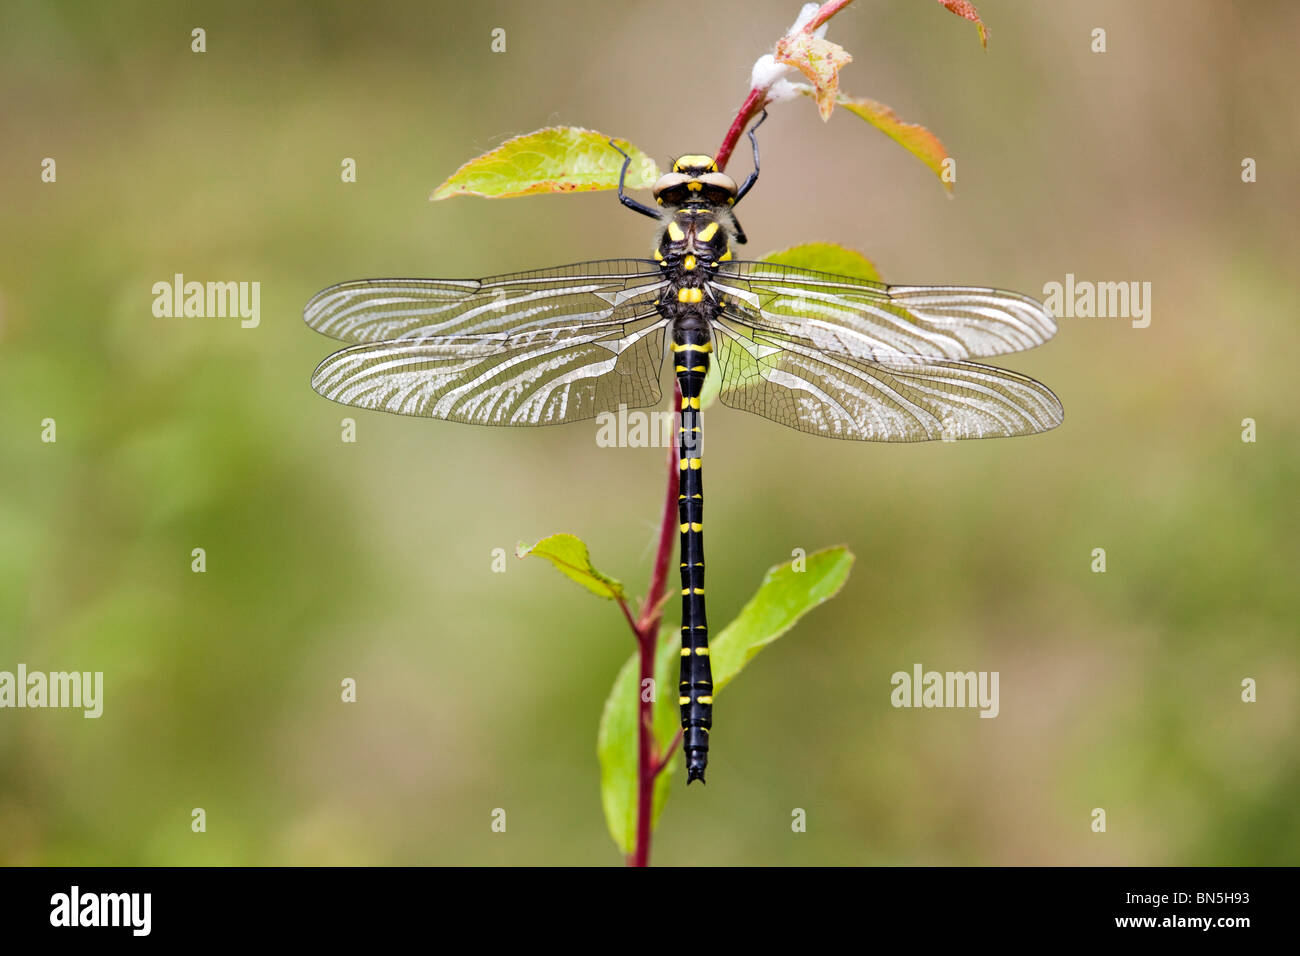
[673,323,713,783]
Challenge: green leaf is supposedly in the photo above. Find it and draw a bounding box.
[792,85,953,195]
[710,546,855,693]
[596,546,854,856]
[698,364,722,412]
[596,622,681,857]
[762,242,882,282]
[516,533,625,600]
[835,93,954,195]
[703,241,881,412]
[432,127,660,200]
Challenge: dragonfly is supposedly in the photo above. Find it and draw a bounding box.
[303,114,1062,784]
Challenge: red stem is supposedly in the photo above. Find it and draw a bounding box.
[714,0,858,170]
[654,730,683,777]
[627,381,683,868]
[636,410,681,637]
[630,624,657,867]
[629,0,859,865]
[714,86,768,173]
[804,0,855,33]
[615,596,639,638]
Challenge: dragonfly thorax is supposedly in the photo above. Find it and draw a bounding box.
[654,207,735,273]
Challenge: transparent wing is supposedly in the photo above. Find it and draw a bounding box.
[711,316,1062,442]
[711,261,1056,360]
[311,313,668,426]
[304,259,666,344]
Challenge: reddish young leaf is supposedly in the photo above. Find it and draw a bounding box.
[937,0,990,49]
[775,32,853,120]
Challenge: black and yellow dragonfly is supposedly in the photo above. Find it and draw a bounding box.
[303,117,1062,784]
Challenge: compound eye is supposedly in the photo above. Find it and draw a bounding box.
[651,172,691,204]
[697,172,738,198]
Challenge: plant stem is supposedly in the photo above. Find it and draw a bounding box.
[804,0,855,33]
[630,0,863,862]
[714,86,768,173]
[714,0,858,170]
[636,397,682,638]
[627,380,683,868]
[630,624,656,867]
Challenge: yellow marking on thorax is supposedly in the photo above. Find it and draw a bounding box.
[697,222,720,242]
[683,254,696,270]
[677,287,703,303]
[667,221,685,242]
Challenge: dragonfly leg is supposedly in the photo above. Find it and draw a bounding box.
[608,139,660,221]
[732,110,769,205]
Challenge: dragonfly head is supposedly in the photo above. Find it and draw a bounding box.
[653,155,739,208]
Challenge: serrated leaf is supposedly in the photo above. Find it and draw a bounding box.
[804,87,953,195]
[762,242,882,282]
[432,128,660,200]
[937,0,990,49]
[710,546,854,693]
[775,32,853,120]
[516,533,625,600]
[596,546,854,856]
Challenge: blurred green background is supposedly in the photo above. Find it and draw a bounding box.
[1,0,1297,865]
